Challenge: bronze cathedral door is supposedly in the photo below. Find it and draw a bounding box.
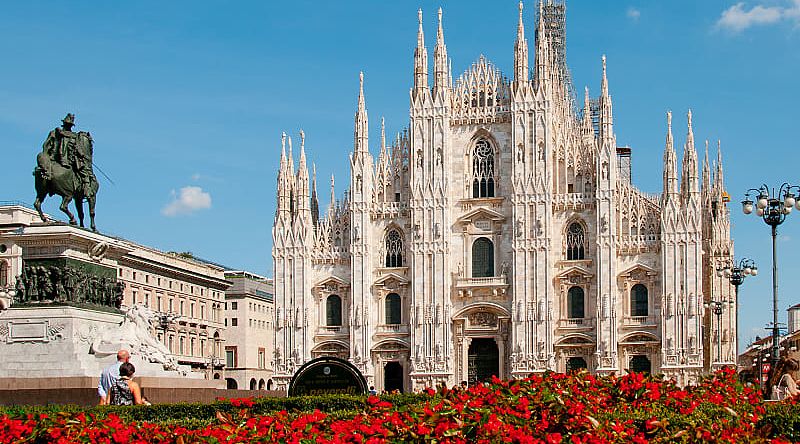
[467,338,499,384]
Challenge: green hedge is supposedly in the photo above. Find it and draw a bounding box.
[0,393,428,425]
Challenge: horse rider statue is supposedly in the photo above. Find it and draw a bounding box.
[34,113,100,231]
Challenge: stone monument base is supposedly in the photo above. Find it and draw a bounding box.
[0,305,213,382]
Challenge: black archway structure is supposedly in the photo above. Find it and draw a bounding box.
[383,361,404,393]
[288,356,368,396]
[629,355,652,374]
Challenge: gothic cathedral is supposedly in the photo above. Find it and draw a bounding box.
[272,2,735,391]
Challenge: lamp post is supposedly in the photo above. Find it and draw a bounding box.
[741,183,799,386]
[717,258,757,359]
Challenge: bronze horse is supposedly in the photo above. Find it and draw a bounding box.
[33,131,99,231]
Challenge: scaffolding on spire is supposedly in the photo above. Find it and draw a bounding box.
[538,0,577,109]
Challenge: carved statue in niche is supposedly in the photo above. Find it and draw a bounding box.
[515,218,523,237]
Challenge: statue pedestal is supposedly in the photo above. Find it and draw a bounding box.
[0,305,204,380]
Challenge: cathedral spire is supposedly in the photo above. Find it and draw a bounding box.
[663,111,679,198]
[714,140,725,193]
[354,71,369,156]
[311,162,319,226]
[296,130,310,216]
[534,0,549,87]
[330,174,336,212]
[599,55,613,142]
[681,109,699,197]
[702,139,711,194]
[514,1,529,86]
[433,7,449,93]
[277,132,291,216]
[413,9,429,96]
[582,86,593,135]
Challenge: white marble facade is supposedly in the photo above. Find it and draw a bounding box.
[271,2,735,391]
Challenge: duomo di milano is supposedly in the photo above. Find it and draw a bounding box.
[272,1,735,392]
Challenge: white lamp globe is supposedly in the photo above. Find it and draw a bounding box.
[757,196,768,209]
[757,208,765,216]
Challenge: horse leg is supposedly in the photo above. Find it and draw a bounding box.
[33,178,48,222]
[60,195,77,225]
[34,194,47,222]
[75,194,85,228]
[88,195,97,232]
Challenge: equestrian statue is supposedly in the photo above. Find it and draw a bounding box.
[33,113,100,231]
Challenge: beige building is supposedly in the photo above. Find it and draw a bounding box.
[222,270,275,390]
[117,248,229,377]
[272,2,735,392]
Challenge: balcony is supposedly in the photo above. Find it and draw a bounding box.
[317,326,348,336]
[557,318,595,331]
[454,275,509,298]
[375,324,410,335]
[622,315,658,328]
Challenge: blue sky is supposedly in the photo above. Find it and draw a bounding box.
[2,1,800,347]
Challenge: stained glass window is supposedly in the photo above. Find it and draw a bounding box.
[472,139,495,198]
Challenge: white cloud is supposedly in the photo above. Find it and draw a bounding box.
[162,186,212,217]
[627,7,641,22]
[715,1,800,33]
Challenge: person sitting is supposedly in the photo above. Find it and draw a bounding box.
[771,358,799,401]
[105,362,149,405]
[97,349,129,405]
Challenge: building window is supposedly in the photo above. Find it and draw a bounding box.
[168,335,174,353]
[472,138,495,198]
[471,237,494,278]
[0,261,8,286]
[157,296,162,311]
[132,290,138,304]
[567,286,585,319]
[566,222,585,260]
[630,284,648,317]
[258,348,266,369]
[179,337,185,355]
[190,302,195,318]
[326,295,343,326]
[231,302,238,310]
[201,304,206,319]
[200,339,206,356]
[385,230,403,267]
[231,318,238,327]
[385,293,401,325]
[169,298,174,312]
[225,347,237,368]
[190,337,196,356]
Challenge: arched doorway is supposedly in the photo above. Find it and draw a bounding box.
[383,361,404,393]
[467,338,499,384]
[629,355,651,374]
[267,379,273,390]
[225,378,238,389]
[259,379,266,390]
[249,378,257,390]
[566,357,587,372]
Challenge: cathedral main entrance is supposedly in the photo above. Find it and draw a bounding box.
[383,361,404,393]
[467,338,499,384]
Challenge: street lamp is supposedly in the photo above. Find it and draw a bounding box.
[717,258,757,358]
[741,183,799,387]
[704,300,735,367]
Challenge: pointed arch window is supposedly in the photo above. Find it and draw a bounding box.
[385,230,403,267]
[472,237,494,278]
[630,284,648,317]
[472,138,496,198]
[567,286,585,319]
[385,293,401,325]
[566,222,585,260]
[326,295,342,326]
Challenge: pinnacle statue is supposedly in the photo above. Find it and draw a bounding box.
[33,113,100,231]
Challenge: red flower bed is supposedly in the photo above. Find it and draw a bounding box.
[1,368,796,443]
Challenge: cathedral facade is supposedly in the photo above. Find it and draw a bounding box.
[271,2,736,392]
